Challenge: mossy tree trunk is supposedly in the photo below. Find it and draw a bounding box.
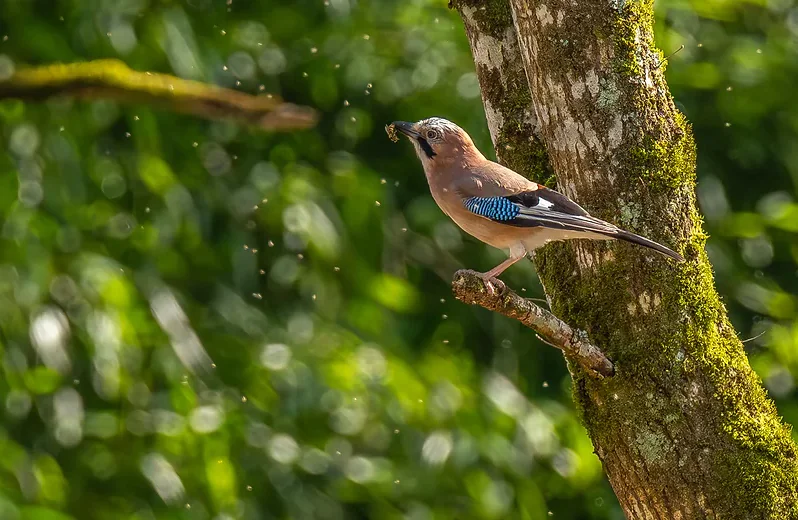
[454,0,798,517]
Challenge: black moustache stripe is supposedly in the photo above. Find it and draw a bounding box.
[417,137,436,159]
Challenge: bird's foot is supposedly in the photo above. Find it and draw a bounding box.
[478,274,506,297]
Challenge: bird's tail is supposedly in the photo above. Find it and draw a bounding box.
[612,229,684,262]
[510,205,684,261]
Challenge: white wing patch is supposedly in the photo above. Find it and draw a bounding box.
[536,196,554,209]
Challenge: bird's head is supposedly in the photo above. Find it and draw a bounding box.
[390,117,482,168]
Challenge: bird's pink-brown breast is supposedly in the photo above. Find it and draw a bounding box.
[426,161,543,249]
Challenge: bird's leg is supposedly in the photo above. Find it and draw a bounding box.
[478,244,527,296]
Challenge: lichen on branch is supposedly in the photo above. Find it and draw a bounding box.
[0,59,317,131]
[451,269,614,378]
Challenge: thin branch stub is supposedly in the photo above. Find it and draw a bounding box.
[451,269,614,378]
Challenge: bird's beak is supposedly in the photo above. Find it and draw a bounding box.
[391,121,420,139]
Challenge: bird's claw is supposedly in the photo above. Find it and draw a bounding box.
[480,276,506,297]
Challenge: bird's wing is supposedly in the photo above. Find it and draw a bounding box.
[448,161,605,232]
[459,186,685,261]
[445,160,683,260]
[460,187,612,234]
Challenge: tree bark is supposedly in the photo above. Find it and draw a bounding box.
[453,0,798,518]
[452,269,614,377]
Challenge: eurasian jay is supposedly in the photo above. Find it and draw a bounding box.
[389,117,683,290]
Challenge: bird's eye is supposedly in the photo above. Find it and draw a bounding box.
[426,130,438,139]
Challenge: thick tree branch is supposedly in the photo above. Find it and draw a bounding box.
[0,59,317,131]
[452,269,614,377]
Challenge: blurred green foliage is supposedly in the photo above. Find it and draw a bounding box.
[0,0,795,518]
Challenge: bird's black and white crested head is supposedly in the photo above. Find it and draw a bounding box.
[416,117,464,144]
[389,117,481,166]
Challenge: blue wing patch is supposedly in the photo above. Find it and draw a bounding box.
[463,197,520,221]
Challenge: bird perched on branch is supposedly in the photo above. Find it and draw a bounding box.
[388,117,683,292]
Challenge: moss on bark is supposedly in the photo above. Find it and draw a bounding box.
[458,0,798,517]
[455,0,554,186]
[451,0,513,39]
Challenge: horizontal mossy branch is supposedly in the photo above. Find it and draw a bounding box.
[0,59,318,131]
[451,269,614,378]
